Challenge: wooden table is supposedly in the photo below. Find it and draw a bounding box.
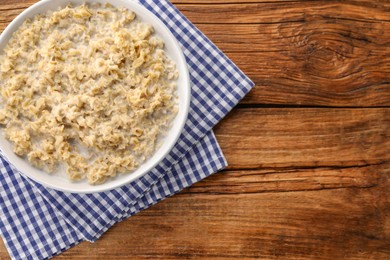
[1,0,389,259]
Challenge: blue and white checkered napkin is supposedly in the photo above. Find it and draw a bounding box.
[0,0,254,259]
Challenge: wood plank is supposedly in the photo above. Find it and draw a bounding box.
[194,22,389,53]
[185,164,385,194]
[177,2,390,107]
[229,53,389,107]
[177,3,389,107]
[50,164,390,259]
[173,0,390,7]
[191,22,390,106]
[176,3,390,24]
[214,108,390,169]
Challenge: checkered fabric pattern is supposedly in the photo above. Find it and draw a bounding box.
[0,131,225,259]
[0,0,254,259]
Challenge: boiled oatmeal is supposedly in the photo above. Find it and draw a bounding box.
[0,3,179,184]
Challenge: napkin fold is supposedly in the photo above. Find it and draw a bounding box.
[1,131,225,259]
[0,0,254,259]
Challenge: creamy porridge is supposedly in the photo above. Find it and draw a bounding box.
[0,3,178,184]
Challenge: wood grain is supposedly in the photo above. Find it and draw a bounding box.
[177,2,390,107]
[216,108,390,169]
[49,164,390,259]
[0,0,389,259]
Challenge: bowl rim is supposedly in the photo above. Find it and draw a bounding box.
[0,0,191,193]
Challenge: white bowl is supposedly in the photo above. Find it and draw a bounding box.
[0,0,190,193]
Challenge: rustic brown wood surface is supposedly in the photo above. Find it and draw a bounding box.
[1,0,389,259]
